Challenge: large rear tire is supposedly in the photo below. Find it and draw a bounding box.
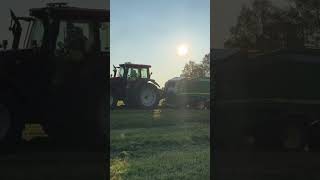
[137,83,160,109]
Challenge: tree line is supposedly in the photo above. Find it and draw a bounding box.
[180,53,210,79]
[225,0,320,50]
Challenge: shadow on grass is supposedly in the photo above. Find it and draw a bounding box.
[110,109,209,129]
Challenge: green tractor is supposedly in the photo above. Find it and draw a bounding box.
[110,63,161,109]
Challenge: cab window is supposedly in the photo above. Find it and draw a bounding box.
[55,21,95,53]
[127,68,140,80]
[116,67,125,77]
[27,19,44,48]
[141,68,148,78]
[99,22,109,52]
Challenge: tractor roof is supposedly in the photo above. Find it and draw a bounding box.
[30,3,109,21]
[119,64,151,68]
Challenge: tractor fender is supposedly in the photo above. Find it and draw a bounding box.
[147,80,163,98]
[148,79,160,88]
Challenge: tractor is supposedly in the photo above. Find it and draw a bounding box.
[110,63,161,109]
[0,3,109,147]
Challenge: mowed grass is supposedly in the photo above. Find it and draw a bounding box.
[111,109,210,180]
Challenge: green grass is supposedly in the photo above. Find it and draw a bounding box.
[111,109,210,180]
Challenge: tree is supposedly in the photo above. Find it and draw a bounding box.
[287,0,320,47]
[288,0,320,27]
[224,5,259,49]
[224,0,289,49]
[181,53,210,78]
[201,53,210,77]
[225,0,320,49]
[181,61,204,78]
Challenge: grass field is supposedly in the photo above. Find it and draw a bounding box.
[110,109,210,180]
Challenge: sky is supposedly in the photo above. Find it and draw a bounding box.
[111,0,210,87]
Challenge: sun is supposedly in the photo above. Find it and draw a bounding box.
[177,44,189,57]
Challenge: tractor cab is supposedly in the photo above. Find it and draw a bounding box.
[3,2,109,53]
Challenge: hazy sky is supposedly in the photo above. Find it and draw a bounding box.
[111,0,210,87]
[0,0,108,48]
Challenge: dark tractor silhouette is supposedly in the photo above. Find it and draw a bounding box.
[0,3,109,147]
[110,63,161,109]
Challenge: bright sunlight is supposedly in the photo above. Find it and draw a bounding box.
[177,44,189,57]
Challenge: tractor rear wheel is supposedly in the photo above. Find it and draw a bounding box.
[137,83,160,109]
